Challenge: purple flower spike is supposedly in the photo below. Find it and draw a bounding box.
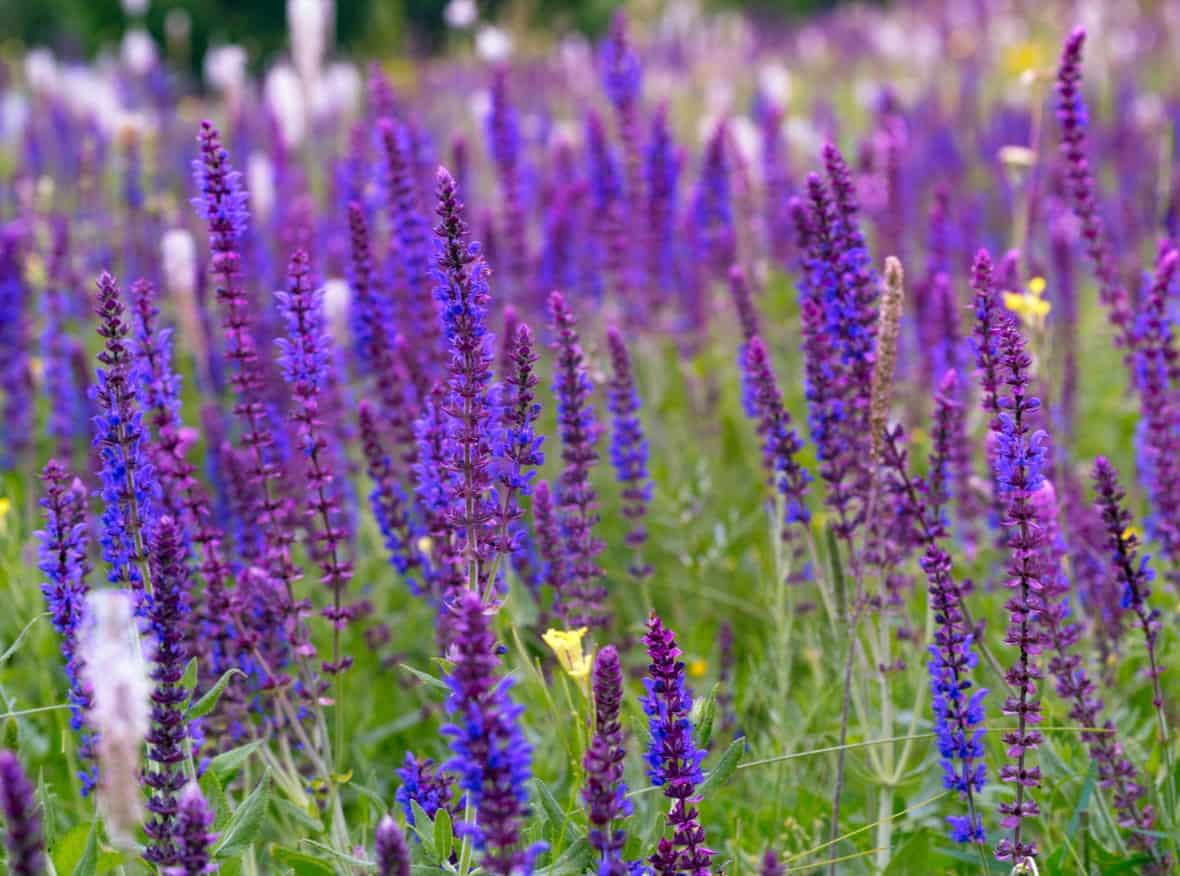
[396,752,455,828]
[1130,250,1180,570]
[0,227,33,469]
[760,850,783,876]
[433,166,502,591]
[193,122,299,601]
[742,335,811,537]
[548,292,608,628]
[583,646,633,874]
[600,10,642,111]
[880,422,986,845]
[532,480,567,596]
[276,249,355,673]
[359,402,422,591]
[985,312,1049,865]
[494,323,545,561]
[692,121,735,278]
[1055,28,1133,342]
[605,327,653,575]
[166,783,218,876]
[375,814,411,876]
[442,591,545,875]
[91,270,157,595]
[1090,458,1171,872]
[642,612,712,876]
[0,750,46,876]
[144,517,194,868]
[381,119,439,369]
[644,105,681,307]
[36,460,95,791]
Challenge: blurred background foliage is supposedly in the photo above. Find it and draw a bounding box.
[0,0,846,74]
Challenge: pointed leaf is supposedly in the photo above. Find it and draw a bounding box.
[189,668,246,720]
[214,773,270,858]
[697,737,743,797]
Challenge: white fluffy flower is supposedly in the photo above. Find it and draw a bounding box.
[445,0,478,29]
[289,0,332,86]
[204,44,248,99]
[24,49,58,94]
[121,28,158,76]
[80,591,150,850]
[247,152,276,224]
[265,63,307,147]
[475,26,512,62]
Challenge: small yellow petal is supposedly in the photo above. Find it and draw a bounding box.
[0,497,10,517]
[1027,276,1046,297]
[542,628,593,680]
[688,659,708,679]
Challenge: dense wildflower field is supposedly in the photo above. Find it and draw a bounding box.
[0,1,1178,874]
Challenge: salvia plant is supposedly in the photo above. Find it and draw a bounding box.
[0,4,1179,876]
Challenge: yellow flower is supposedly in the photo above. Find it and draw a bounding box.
[416,535,434,555]
[1122,525,1142,543]
[0,497,10,535]
[542,628,593,681]
[1003,40,1045,79]
[688,658,708,679]
[1003,276,1050,330]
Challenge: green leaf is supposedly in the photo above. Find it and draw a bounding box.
[882,830,930,875]
[299,839,378,869]
[270,845,336,875]
[535,837,594,876]
[397,662,451,692]
[189,668,246,720]
[1065,761,1097,839]
[433,805,453,863]
[50,822,93,876]
[533,778,574,843]
[214,773,270,858]
[407,801,438,862]
[693,683,719,749]
[69,820,97,876]
[199,769,231,832]
[0,612,46,665]
[209,739,265,781]
[697,737,743,797]
[180,657,200,694]
[271,795,325,833]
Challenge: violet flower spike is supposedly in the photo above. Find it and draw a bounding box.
[1054,28,1133,342]
[432,166,501,593]
[605,327,654,576]
[493,323,545,562]
[91,270,157,596]
[0,227,32,470]
[0,750,46,876]
[375,814,411,876]
[987,313,1049,864]
[548,291,608,628]
[582,645,634,875]
[166,783,218,876]
[642,612,712,876]
[741,335,811,538]
[532,479,567,597]
[193,121,300,598]
[144,517,194,868]
[442,591,545,875]
[275,248,355,673]
[36,460,97,792]
[396,752,456,828]
[880,423,986,844]
[358,401,423,593]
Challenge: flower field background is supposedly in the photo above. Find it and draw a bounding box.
[0,1,1177,874]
